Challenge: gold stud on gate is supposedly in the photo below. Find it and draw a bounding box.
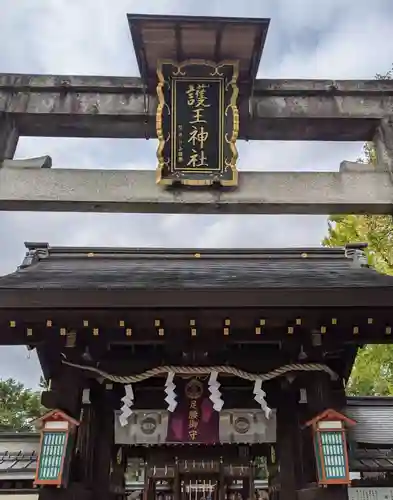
[83,320,89,327]
[93,328,99,336]
[224,319,230,336]
[46,320,52,327]
[9,321,16,328]
[353,326,359,335]
[287,326,294,335]
[256,319,265,334]
[331,318,337,325]
[154,319,164,336]
[190,320,197,337]
[320,326,326,334]
[65,331,76,348]
[385,326,392,335]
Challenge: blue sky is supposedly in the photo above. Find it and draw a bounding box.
[0,0,392,387]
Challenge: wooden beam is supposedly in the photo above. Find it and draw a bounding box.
[94,351,290,375]
[1,306,393,346]
[0,306,390,324]
[108,386,277,410]
[2,324,392,347]
[3,286,393,309]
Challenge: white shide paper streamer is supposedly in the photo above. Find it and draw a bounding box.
[253,379,272,419]
[119,383,134,427]
[208,371,224,412]
[164,371,178,412]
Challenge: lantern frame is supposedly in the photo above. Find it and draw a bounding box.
[34,409,80,487]
[305,408,356,486]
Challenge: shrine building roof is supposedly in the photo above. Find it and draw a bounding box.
[0,242,393,309]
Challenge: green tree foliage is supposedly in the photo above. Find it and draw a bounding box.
[0,378,44,431]
[323,143,393,395]
[346,344,393,396]
[322,141,393,276]
[322,67,393,396]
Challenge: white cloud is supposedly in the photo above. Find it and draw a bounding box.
[0,0,392,385]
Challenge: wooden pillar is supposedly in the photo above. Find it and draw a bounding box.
[39,376,123,500]
[38,368,91,500]
[110,444,127,495]
[276,380,300,500]
[74,404,94,483]
[297,373,348,500]
[47,367,83,418]
[143,461,149,500]
[174,458,181,500]
[0,113,19,160]
[249,461,255,500]
[91,384,119,500]
[218,457,224,500]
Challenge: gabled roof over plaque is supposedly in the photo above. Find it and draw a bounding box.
[127,13,270,89]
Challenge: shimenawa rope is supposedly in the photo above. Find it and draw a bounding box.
[61,360,337,384]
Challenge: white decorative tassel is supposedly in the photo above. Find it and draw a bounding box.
[119,384,134,427]
[208,371,224,412]
[164,371,177,412]
[253,379,271,419]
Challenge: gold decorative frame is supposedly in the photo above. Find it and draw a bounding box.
[156,59,239,187]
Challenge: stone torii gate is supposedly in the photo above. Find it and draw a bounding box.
[0,13,393,215]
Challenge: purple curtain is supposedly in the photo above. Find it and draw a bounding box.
[166,378,219,444]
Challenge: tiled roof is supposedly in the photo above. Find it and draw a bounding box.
[0,243,381,290]
[0,433,37,481]
[346,397,393,445]
[350,448,393,472]
[1,243,393,309]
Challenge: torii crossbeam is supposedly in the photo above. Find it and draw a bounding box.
[0,13,393,214]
